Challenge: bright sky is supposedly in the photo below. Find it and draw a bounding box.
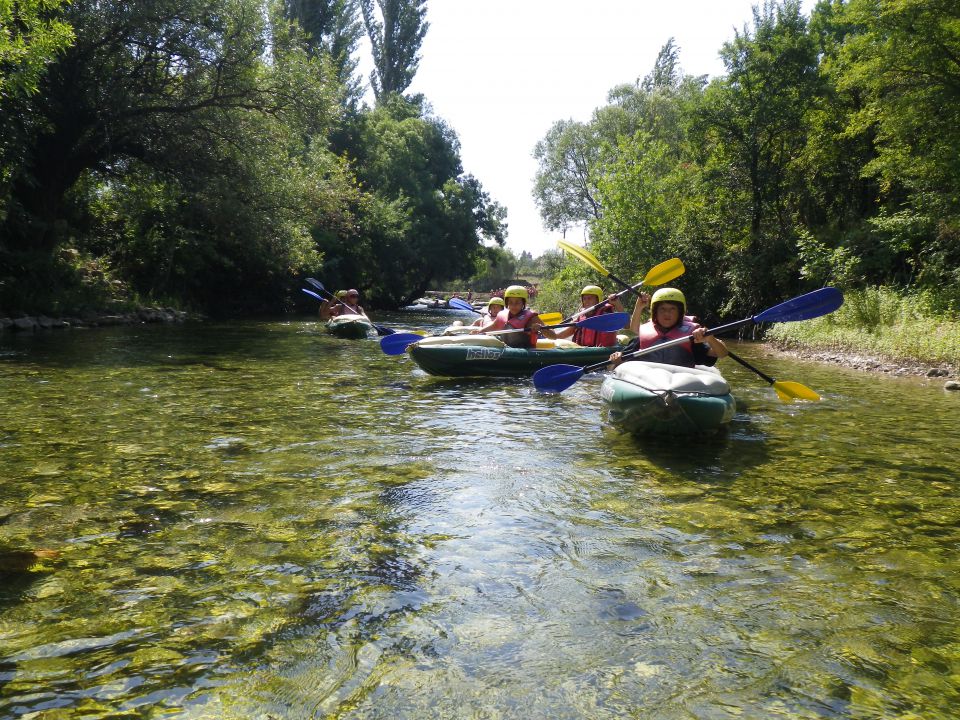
[402,0,817,258]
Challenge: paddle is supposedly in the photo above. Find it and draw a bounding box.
[558,254,686,323]
[558,242,820,401]
[532,287,844,393]
[724,352,821,402]
[447,296,562,325]
[379,312,630,356]
[557,240,683,302]
[303,279,395,336]
[448,297,479,313]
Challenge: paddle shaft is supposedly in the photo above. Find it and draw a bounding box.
[724,350,777,384]
[577,316,756,375]
[562,281,644,323]
[487,321,588,336]
[560,256,683,322]
[485,312,628,336]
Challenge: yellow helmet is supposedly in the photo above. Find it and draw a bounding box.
[650,287,686,316]
[580,285,604,299]
[487,296,505,308]
[335,290,348,299]
[504,285,528,301]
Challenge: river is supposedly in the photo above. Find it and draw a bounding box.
[1,311,958,719]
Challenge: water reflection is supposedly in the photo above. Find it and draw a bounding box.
[1,319,959,718]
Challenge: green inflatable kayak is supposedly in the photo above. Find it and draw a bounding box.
[326,313,374,339]
[407,335,622,378]
[600,361,736,435]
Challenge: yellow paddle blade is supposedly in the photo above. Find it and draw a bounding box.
[557,240,609,276]
[772,380,821,403]
[642,257,685,286]
[538,312,562,325]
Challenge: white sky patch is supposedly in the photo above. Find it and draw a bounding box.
[360,0,819,257]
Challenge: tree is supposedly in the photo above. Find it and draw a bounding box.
[693,0,821,308]
[327,96,504,306]
[0,0,354,313]
[840,0,960,288]
[283,0,364,105]
[359,0,428,101]
[0,0,74,98]
[532,119,603,233]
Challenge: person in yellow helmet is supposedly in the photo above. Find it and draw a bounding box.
[610,287,727,368]
[319,290,346,320]
[472,285,553,348]
[553,284,625,347]
[472,296,505,327]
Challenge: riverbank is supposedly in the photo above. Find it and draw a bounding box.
[764,287,960,387]
[769,340,957,379]
[0,307,193,333]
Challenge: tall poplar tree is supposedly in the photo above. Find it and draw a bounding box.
[359,0,428,100]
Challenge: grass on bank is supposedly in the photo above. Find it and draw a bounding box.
[766,286,960,370]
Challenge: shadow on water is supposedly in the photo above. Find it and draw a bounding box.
[599,396,773,486]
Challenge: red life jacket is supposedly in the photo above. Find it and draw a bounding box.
[636,319,700,367]
[493,308,539,348]
[572,303,618,347]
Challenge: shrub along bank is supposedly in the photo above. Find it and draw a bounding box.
[766,287,960,376]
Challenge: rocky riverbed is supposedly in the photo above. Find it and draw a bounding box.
[771,344,960,390]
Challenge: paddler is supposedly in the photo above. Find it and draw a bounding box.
[471,296,505,326]
[471,285,554,348]
[553,284,625,347]
[319,290,347,320]
[609,287,727,368]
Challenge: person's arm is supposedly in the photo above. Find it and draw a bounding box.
[628,293,649,333]
[471,319,497,334]
[528,312,557,340]
[606,294,625,313]
[692,327,728,358]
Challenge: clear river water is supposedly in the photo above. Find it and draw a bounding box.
[1,310,959,719]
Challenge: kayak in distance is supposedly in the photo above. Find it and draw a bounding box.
[600,361,736,436]
[325,313,374,339]
[406,335,624,378]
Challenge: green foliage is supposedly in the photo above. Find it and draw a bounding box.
[533,0,960,336]
[0,0,74,98]
[532,120,602,232]
[767,286,960,367]
[282,0,365,105]
[359,0,427,101]
[535,261,598,320]
[461,246,518,292]
[797,228,862,287]
[329,96,504,307]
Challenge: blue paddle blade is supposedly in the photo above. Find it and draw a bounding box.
[306,278,326,293]
[302,288,323,301]
[574,311,630,332]
[532,363,587,393]
[754,287,843,323]
[448,297,476,312]
[380,333,424,355]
